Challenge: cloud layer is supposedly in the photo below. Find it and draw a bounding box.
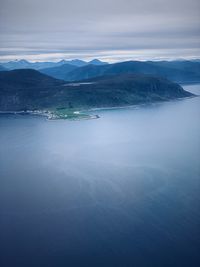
[0,0,200,62]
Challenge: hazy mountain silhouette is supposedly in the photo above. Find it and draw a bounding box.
[58,60,200,83]
[0,65,7,71]
[40,64,78,80]
[0,59,108,70]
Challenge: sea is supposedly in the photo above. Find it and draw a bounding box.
[0,84,200,267]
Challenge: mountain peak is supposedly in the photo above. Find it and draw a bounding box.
[89,59,108,65]
[19,59,29,63]
[58,60,67,63]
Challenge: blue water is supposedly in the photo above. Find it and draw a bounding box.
[0,85,200,267]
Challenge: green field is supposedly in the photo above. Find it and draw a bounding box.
[49,108,92,120]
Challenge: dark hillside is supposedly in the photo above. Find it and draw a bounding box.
[0,69,193,111]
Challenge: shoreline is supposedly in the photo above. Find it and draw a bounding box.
[0,95,197,120]
[87,95,197,113]
[0,110,100,121]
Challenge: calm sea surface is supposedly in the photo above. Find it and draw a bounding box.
[0,85,200,267]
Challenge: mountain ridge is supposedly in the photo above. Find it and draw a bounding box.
[0,59,108,70]
[1,60,200,84]
[59,60,200,83]
[0,69,193,112]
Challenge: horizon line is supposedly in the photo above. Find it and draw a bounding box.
[1,57,200,64]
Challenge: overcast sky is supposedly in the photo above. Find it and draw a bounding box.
[0,0,199,62]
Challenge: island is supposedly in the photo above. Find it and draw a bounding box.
[0,69,194,120]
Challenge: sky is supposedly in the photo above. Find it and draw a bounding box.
[0,0,200,62]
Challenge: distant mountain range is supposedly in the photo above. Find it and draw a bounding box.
[0,59,108,70]
[0,69,193,111]
[1,59,200,84]
[0,65,7,71]
[40,64,78,80]
[46,60,200,83]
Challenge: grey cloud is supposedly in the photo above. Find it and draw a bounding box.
[0,0,199,61]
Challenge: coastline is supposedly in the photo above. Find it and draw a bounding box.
[0,93,197,121]
[0,110,100,121]
[88,95,197,113]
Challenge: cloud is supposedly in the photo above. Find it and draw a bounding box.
[0,0,199,61]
